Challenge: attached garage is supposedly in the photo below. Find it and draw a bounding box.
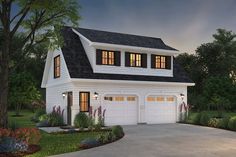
[145,95,177,124]
[102,95,138,125]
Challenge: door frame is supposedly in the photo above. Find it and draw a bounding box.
[67,92,73,125]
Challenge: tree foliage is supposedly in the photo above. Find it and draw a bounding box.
[176,29,236,111]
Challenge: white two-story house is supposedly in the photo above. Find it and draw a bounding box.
[41,27,194,126]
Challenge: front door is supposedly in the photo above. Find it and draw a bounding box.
[67,92,73,125]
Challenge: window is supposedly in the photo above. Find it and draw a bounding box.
[104,97,113,101]
[130,53,141,67]
[156,97,164,102]
[127,97,136,101]
[147,96,155,102]
[115,96,124,101]
[155,56,166,69]
[151,55,171,69]
[54,55,60,78]
[79,92,90,112]
[167,97,175,102]
[102,51,115,65]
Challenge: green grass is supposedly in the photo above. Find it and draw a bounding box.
[7,110,101,157]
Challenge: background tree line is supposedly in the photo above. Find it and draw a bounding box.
[176,29,236,112]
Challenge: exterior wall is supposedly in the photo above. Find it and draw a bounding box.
[46,83,74,123]
[46,49,71,86]
[71,81,187,125]
[79,36,173,77]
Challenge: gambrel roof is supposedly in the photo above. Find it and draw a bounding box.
[75,28,177,51]
[60,27,193,83]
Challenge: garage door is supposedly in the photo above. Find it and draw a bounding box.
[146,95,176,124]
[102,95,138,125]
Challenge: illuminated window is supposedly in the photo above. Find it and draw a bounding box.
[167,97,175,102]
[104,97,113,101]
[102,51,114,65]
[155,56,166,69]
[115,97,124,101]
[156,97,165,102]
[79,92,90,112]
[130,53,141,67]
[54,55,60,78]
[127,97,136,101]
[147,97,155,102]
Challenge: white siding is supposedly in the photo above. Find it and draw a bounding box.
[46,49,71,87]
[71,81,187,124]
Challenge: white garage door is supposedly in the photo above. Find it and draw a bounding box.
[102,95,138,125]
[146,96,176,124]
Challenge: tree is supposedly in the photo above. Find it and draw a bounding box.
[9,72,41,116]
[0,0,80,128]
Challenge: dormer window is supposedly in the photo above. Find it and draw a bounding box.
[102,51,114,65]
[125,52,147,68]
[54,55,60,78]
[151,55,171,69]
[96,49,120,66]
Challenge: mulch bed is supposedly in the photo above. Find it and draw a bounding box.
[0,145,41,157]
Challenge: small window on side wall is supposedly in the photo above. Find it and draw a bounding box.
[54,55,60,78]
[79,92,90,112]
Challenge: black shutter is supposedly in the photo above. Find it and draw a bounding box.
[96,49,102,65]
[125,52,130,67]
[166,56,171,69]
[115,51,121,66]
[151,54,155,68]
[141,53,147,68]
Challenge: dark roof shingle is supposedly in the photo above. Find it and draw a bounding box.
[75,28,177,51]
[61,27,193,83]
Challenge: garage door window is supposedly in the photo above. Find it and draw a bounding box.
[115,97,124,101]
[104,97,113,101]
[127,97,136,101]
[79,92,90,112]
[156,97,164,102]
[167,97,175,102]
[147,97,155,101]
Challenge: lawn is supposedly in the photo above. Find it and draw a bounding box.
[7,110,101,157]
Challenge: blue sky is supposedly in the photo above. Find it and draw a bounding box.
[78,0,236,53]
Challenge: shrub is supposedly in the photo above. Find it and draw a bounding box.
[192,113,201,125]
[74,112,88,129]
[87,116,95,131]
[79,138,99,149]
[47,112,64,127]
[208,118,220,128]
[0,137,28,153]
[31,109,46,122]
[13,128,41,145]
[96,133,107,143]
[39,114,48,122]
[218,117,230,129]
[111,125,124,138]
[200,112,210,126]
[228,116,236,131]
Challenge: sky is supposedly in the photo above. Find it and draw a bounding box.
[78,0,236,54]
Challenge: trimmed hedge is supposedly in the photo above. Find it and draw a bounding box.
[199,112,211,126]
[74,112,89,129]
[228,116,236,131]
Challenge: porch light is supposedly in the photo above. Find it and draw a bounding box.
[180,93,185,100]
[94,92,99,100]
[62,92,67,99]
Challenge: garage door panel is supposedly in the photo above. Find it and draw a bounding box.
[103,95,138,126]
[146,96,176,124]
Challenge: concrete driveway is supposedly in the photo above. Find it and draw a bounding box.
[52,124,236,157]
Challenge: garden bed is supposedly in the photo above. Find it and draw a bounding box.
[0,145,41,157]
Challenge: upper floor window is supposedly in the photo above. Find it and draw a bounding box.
[125,52,147,68]
[96,49,120,66]
[151,55,171,69]
[54,55,60,78]
[102,51,114,65]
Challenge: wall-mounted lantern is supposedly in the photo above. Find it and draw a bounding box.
[180,93,185,100]
[62,92,67,99]
[94,92,99,100]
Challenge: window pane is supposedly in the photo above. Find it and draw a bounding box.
[80,92,89,112]
[147,97,155,102]
[156,97,164,101]
[167,97,175,102]
[127,97,136,101]
[115,97,124,101]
